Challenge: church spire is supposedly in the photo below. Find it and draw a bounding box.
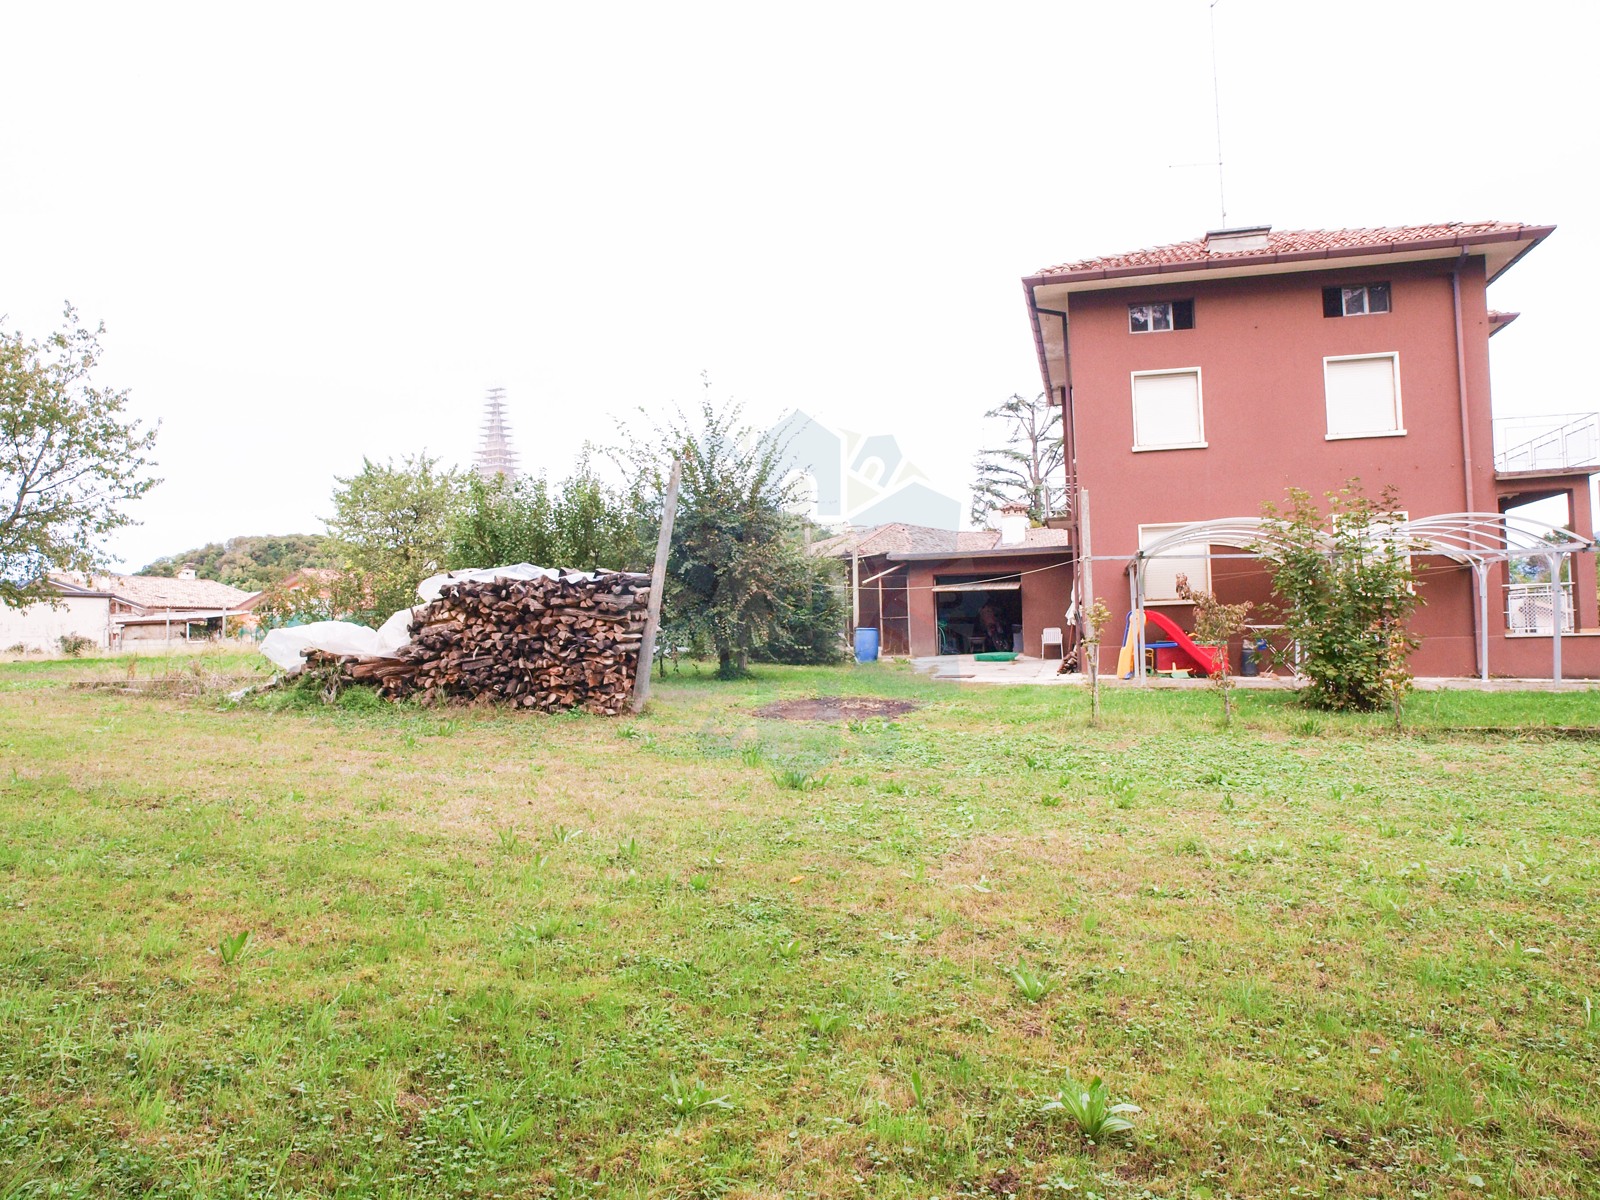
[474,387,519,480]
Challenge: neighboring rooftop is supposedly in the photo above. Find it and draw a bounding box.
[52,572,256,610]
[1026,221,1553,289]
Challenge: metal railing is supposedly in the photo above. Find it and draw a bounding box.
[1504,581,1575,634]
[1493,412,1600,473]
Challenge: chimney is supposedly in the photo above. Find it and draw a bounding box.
[178,563,197,580]
[997,502,1029,547]
[1204,224,1271,253]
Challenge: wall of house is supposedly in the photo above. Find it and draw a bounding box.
[903,556,1073,658]
[1067,256,1600,677]
[0,596,113,653]
[849,556,913,656]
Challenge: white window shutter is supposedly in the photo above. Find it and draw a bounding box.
[1325,355,1400,437]
[1132,370,1203,449]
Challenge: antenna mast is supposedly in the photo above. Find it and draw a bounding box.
[1210,0,1227,227]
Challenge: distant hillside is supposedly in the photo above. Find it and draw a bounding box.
[138,534,340,592]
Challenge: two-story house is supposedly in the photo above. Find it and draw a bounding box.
[1022,221,1599,679]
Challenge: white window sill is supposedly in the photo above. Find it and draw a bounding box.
[1504,629,1597,639]
[1143,598,1198,607]
[1132,441,1208,453]
[1325,429,1406,441]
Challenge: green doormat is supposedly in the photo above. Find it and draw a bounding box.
[973,651,1019,662]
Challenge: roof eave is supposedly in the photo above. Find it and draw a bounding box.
[887,544,1073,562]
[1023,225,1557,291]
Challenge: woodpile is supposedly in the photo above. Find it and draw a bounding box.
[303,571,652,714]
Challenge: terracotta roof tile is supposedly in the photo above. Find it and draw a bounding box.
[1032,221,1543,279]
[53,572,256,610]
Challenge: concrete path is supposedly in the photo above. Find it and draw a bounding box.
[907,654,1599,691]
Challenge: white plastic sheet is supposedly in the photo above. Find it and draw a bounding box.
[414,563,600,603]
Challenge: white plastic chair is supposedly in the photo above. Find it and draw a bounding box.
[1041,626,1064,659]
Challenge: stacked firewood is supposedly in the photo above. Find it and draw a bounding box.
[304,571,652,715]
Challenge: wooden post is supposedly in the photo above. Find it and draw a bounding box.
[631,459,682,713]
[1078,489,1093,673]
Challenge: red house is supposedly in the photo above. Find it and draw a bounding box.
[1022,221,1599,679]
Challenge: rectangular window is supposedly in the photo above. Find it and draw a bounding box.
[1325,353,1403,439]
[1139,523,1210,605]
[1323,282,1391,317]
[1129,299,1195,333]
[1132,368,1205,451]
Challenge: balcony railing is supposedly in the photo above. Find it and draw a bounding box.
[1493,412,1600,474]
[1504,581,1575,635]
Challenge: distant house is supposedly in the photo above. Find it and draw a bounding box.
[0,570,257,652]
[813,507,1073,657]
[234,568,340,625]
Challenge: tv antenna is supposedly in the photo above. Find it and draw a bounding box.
[1169,0,1228,227]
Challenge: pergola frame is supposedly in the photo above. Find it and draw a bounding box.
[1128,512,1593,683]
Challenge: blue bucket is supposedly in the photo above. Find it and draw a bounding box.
[853,626,880,663]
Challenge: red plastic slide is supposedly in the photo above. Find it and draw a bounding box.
[1142,609,1226,676]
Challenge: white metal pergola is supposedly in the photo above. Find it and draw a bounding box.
[1128,512,1593,683]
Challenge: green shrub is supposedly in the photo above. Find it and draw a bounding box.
[1258,480,1418,716]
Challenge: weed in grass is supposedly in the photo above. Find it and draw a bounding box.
[1105,779,1135,810]
[688,873,712,892]
[495,827,522,855]
[908,1069,928,1110]
[772,767,826,791]
[464,1108,537,1157]
[662,1074,734,1123]
[1039,1074,1139,1140]
[1292,714,1325,737]
[739,744,764,767]
[1583,997,1593,1030]
[1039,794,1062,807]
[1220,792,1235,813]
[550,824,583,845]
[802,1011,847,1038]
[614,836,641,863]
[771,938,801,961]
[1010,962,1054,1003]
[511,915,568,943]
[218,930,252,966]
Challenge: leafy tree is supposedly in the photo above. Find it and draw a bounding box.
[1256,480,1419,716]
[969,393,1065,525]
[445,457,644,573]
[1176,573,1251,726]
[1,306,159,607]
[618,387,816,678]
[325,454,461,622]
[749,550,849,666]
[139,534,338,590]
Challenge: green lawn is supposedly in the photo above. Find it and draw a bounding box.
[1,652,1597,1198]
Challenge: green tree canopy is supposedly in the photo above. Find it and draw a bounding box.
[138,534,338,590]
[620,388,838,677]
[1,306,159,608]
[969,392,1065,526]
[325,454,461,622]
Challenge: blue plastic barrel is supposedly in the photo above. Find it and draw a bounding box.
[853,626,880,663]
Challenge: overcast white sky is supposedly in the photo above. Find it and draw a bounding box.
[5,0,1595,570]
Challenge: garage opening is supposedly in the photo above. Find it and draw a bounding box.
[932,574,1021,653]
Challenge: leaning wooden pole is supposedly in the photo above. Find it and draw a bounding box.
[631,458,682,713]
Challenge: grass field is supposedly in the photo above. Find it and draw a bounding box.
[1,651,1597,1199]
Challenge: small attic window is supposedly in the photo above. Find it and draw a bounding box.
[1324,283,1391,318]
[1129,299,1195,333]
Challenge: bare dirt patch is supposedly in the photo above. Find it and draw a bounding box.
[754,696,920,722]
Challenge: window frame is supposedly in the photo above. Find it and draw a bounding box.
[1323,282,1392,318]
[1323,352,1405,441]
[1130,366,1207,453]
[1128,298,1195,334]
[1137,522,1212,606]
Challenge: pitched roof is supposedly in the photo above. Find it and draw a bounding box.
[1028,221,1552,285]
[52,572,256,611]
